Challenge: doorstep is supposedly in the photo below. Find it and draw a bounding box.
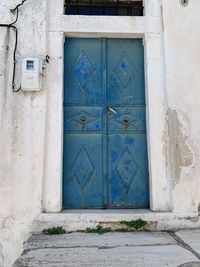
[32,209,200,233]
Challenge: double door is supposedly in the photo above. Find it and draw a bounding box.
[63,38,149,209]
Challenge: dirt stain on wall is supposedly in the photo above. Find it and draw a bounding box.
[167,109,194,186]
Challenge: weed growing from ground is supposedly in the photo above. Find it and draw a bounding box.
[42,226,66,235]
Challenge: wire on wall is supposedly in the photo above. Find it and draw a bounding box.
[0,0,28,92]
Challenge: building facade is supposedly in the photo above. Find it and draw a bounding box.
[1,0,200,266]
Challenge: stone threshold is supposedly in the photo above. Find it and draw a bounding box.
[32,210,200,233]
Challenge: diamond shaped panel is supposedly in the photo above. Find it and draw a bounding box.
[114,51,137,91]
[74,50,95,91]
[115,112,139,127]
[68,110,97,127]
[115,146,139,192]
[71,146,95,189]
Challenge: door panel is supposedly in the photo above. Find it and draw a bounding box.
[106,39,149,208]
[107,106,146,133]
[64,106,103,132]
[63,38,104,208]
[63,134,103,208]
[107,39,145,105]
[107,134,149,208]
[64,38,103,105]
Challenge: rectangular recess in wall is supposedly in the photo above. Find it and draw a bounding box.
[65,0,143,16]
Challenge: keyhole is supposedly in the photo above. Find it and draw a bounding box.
[123,118,129,125]
[180,0,188,6]
[80,116,86,125]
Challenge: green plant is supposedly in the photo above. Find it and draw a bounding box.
[120,219,147,230]
[42,226,66,235]
[86,225,111,234]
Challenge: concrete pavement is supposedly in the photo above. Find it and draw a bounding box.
[13,230,200,267]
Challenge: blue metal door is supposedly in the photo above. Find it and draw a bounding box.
[63,38,149,209]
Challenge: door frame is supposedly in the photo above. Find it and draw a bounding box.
[43,0,172,212]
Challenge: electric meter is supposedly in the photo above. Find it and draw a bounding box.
[21,57,42,91]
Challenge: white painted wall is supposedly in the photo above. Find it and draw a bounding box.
[0,0,200,266]
[0,1,47,266]
[162,0,200,212]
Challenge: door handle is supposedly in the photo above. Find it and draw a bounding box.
[108,107,117,114]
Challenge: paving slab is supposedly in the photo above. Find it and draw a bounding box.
[13,232,199,267]
[176,230,200,256]
[14,244,198,267]
[23,232,176,250]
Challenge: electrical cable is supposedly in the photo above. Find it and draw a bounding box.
[0,0,28,92]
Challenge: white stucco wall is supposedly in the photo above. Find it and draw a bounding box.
[162,0,200,212]
[0,1,47,266]
[0,0,200,266]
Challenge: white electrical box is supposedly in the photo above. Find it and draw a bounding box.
[21,57,43,91]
